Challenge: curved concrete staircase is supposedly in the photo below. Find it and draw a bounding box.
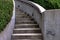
[11,8,43,40]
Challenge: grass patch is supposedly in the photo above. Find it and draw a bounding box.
[30,0,60,9]
[0,0,13,32]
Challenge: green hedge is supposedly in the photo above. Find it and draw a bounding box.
[30,0,60,9]
[0,0,13,32]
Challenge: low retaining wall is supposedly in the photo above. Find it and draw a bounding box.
[0,0,15,40]
[42,9,60,40]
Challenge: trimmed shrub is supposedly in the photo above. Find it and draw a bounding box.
[0,0,13,32]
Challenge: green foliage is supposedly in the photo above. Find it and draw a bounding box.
[30,0,60,9]
[0,0,13,32]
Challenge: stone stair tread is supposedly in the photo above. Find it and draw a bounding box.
[12,33,42,36]
[15,19,33,21]
[16,15,31,17]
[12,34,42,39]
[15,24,38,28]
[16,14,27,16]
[16,17,31,19]
[15,24,39,28]
[16,14,28,16]
[16,20,34,22]
[13,28,41,33]
[12,37,42,39]
[15,21,36,24]
[16,21,34,22]
[15,22,35,24]
[14,28,40,30]
[16,12,25,14]
[11,8,42,40]
[16,19,31,21]
[15,26,39,28]
[12,39,42,40]
[13,31,41,34]
[15,24,38,26]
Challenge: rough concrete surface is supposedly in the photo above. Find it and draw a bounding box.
[43,9,60,40]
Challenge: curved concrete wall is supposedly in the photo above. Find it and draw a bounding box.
[0,0,15,40]
[15,0,46,40]
[42,9,60,40]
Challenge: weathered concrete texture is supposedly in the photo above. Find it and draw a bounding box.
[15,0,46,40]
[15,0,43,31]
[42,9,60,40]
[0,0,15,40]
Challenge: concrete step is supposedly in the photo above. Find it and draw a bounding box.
[15,24,38,26]
[16,14,26,16]
[15,18,33,22]
[12,39,42,40]
[16,19,31,22]
[16,14,27,16]
[14,28,40,30]
[16,16,31,18]
[15,17,32,20]
[16,14,28,16]
[15,21,36,24]
[15,13,26,15]
[13,30,41,34]
[12,33,42,36]
[15,24,39,28]
[15,9,24,14]
[13,28,41,33]
[16,19,32,21]
[12,33,42,39]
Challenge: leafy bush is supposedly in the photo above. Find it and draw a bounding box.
[30,0,60,9]
[0,0,13,32]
